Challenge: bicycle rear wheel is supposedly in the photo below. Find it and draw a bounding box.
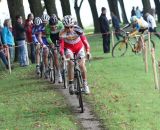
[144,39,155,49]
[112,40,128,57]
[40,62,43,78]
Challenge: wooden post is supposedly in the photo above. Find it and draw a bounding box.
[158,61,160,89]
[112,31,115,48]
[151,48,159,90]
[141,36,148,73]
[148,32,151,52]
[144,44,148,73]
[7,47,11,74]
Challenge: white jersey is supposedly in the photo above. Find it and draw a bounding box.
[147,14,157,29]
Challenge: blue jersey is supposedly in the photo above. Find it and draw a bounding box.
[38,23,48,45]
[32,23,48,45]
[32,25,39,44]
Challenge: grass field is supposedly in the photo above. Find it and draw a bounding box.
[1,29,160,130]
[86,32,160,130]
[0,66,81,130]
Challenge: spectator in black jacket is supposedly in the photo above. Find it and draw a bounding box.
[111,12,123,41]
[99,7,110,53]
[14,15,28,67]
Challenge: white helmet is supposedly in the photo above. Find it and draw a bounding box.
[34,17,42,25]
[41,14,50,22]
[62,15,75,26]
[130,16,138,23]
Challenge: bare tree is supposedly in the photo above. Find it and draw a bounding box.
[60,0,71,16]
[88,0,100,33]
[28,0,43,17]
[74,0,84,28]
[44,0,58,16]
[107,0,120,21]
[154,0,160,22]
[141,0,151,16]
[118,0,128,23]
[7,0,25,25]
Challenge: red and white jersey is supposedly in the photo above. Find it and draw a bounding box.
[59,25,90,55]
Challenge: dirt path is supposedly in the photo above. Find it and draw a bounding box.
[54,85,104,130]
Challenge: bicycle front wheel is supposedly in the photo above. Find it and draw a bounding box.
[112,40,128,57]
[76,72,84,113]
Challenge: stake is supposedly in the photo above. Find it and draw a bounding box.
[148,32,151,51]
[112,31,115,48]
[158,61,160,90]
[141,36,148,73]
[151,48,159,90]
[7,47,11,74]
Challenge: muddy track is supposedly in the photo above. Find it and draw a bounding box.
[54,85,105,130]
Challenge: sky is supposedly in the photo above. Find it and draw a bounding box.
[0,0,155,27]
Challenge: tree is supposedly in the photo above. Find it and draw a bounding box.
[74,0,84,28]
[108,0,120,21]
[7,0,25,25]
[88,0,100,33]
[118,0,128,23]
[44,0,58,16]
[7,0,25,61]
[141,0,151,16]
[60,0,71,16]
[154,0,160,22]
[28,0,43,17]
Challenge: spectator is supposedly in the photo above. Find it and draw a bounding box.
[2,19,15,64]
[145,13,160,39]
[111,12,123,41]
[25,13,35,64]
[135,6,142,19]
[0,27,9,69]
[131,6,136,17]
[99,7,110,53]
[14,15,28,67]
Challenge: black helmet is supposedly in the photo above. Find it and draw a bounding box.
[49,14,58,25]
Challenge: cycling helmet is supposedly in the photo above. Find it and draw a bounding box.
[130,16,138,23]
[49,14,58,25]
[34,17,42,26]
[62,15,75,27]
[41,14,50,22]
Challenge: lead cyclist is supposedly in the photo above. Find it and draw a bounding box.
[59,15,91,94]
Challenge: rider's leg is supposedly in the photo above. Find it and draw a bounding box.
[66,49,74,94]
[77,47,90,94]
[54,50,62,83]
[43,47,49,78]
[36,44,40,74]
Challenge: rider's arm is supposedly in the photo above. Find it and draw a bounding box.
[80,34,90,53]
[37,32,44,45]
[129,24,140,36]
[45,25,53,44]
[59,38,64,55]
[32,34,38,44]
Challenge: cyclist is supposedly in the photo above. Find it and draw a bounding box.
[129,16,148,52]
[32,17,42,75]
[37,14,50,78]
[45,14,63,83]
[59,15,91,94]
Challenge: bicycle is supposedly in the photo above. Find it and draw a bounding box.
[112,29,155,57]
[65,55,84,113]
[48,47,56,83]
